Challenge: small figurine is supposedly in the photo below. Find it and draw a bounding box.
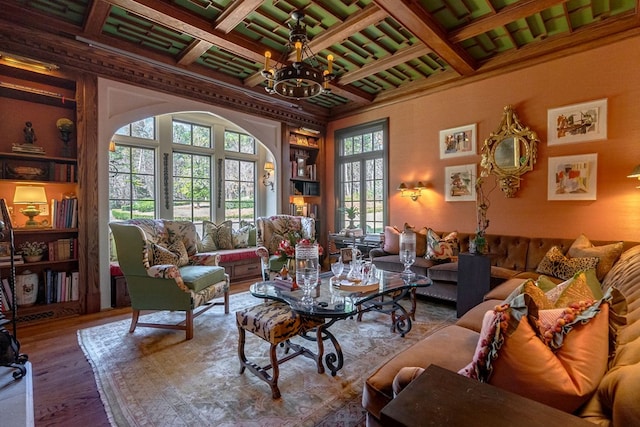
[23,122,37,144]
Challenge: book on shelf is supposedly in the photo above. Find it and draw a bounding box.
[0,255,25,267]
[1,278,12,311]
[51,197,78,229]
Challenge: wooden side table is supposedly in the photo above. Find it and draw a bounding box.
[380,364,594,427]
[456,252,490,317]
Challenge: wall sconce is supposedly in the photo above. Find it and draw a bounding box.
[13,185,47,227]
[262,162,275,191]
[397,181,427,201]
[628,164,640,188]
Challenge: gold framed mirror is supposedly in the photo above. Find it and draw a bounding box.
[481,105,539,197]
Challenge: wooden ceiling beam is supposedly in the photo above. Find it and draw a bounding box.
[215,0,262,34]
[373,0,476,75]
[84,0,112,36]
[338,43,433,85]
[449,0,569,43]
[177,40,213,65]
[105,0,265,63]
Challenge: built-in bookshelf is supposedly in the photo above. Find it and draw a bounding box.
[0,64,84,324]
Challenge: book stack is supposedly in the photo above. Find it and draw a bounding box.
[51,197,78,229]
[1,278,14,312]
[43,269,79,303]
[0,255,24,267]
[12,143,45,155]
[47,238,77,261]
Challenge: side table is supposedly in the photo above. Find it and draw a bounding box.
[380,364,594,427]
[456,252,490,317]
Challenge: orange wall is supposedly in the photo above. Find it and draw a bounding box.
[325,35,640,242]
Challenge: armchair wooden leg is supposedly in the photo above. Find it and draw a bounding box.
[186,310,194,340]
[129,309,140,333]
[224,291,230,314]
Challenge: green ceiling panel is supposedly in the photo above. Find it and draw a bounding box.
[173,0,229,20]
[21,0,88,25]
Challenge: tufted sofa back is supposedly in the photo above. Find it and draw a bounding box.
[454,233,638,273]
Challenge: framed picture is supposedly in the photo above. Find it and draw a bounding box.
[547,154,598,201]
[445,164,476,202]
[439,124,477,159]
[547,99,607,145]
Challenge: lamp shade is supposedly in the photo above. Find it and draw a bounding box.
[264,161,275,172]
[13,185,47,204]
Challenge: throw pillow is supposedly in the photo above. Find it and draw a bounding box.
[403,223,427,257]
[536,246,599,280]
[460,292,611,413]
[567,234,624,281]
[200,220,233,251]
[426,229,458,261]
[520,272,596,310]
[151,240,189,267]
[232,225,252,248]
[240,220,257,246]
[383,226,401,254]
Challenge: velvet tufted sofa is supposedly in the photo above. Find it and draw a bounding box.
[370,232,636,303]
[363,237,640,426]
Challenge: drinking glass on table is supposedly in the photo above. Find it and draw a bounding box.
[331,256,344,278]
[296,242,320,306]
[399,230,416,279]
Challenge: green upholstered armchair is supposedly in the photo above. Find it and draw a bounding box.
[109,219,229,340]
[255,215,316,280]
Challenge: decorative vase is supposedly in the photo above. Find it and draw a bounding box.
[24,254,43,262]
[16,269,38,306]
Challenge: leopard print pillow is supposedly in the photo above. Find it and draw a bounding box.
[200,220,233,251]
[151,240,189,267]
[536,246,599,280]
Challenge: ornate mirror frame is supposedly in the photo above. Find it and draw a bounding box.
[481,105,540,197]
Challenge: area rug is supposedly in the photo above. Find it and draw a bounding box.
[78,292,456,427]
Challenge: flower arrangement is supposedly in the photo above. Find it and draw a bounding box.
[18,241,47,256]
[275,232,323,261]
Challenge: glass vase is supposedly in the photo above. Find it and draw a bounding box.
[399,230,416,279]
[295,242,319,306]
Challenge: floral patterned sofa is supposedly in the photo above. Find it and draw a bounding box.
[255,215,316,280]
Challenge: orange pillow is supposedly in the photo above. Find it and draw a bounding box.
[489,304,609,412]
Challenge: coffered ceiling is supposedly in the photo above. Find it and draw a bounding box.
[3,0,639,120]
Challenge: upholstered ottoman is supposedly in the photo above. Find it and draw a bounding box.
[236,301,324,398]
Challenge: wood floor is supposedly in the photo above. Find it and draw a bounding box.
[12,279,253,426]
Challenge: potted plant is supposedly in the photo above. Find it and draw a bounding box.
[340,206,359,229]
[18,241,47,262]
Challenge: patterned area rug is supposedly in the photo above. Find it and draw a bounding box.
[78,292,456,427]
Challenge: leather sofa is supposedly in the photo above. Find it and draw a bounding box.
[363,238,640,426]
[370,232,634,303]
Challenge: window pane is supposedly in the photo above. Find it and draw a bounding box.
[173,121,191,145]
[240,134,256,154]
[224,131,239,152]
[173,152,212,222]
[336,120,387,232]
[131,118,155,139]
[109,144,155,221]
[224,158,255,227]
[193,125,211,148]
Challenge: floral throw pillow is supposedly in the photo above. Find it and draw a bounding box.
[232,225,252,248]
[200,220,233,251]
[426,229,458,261]
[536,246,599,280]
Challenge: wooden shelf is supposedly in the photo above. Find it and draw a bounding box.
[0,82,76,109]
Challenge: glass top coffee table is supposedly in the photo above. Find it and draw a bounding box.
[250,270,431,375]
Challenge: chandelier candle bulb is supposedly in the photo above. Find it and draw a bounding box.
[264,51,271,71]
[327,54,333,74]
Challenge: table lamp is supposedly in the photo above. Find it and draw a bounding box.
[13,185,47,227]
